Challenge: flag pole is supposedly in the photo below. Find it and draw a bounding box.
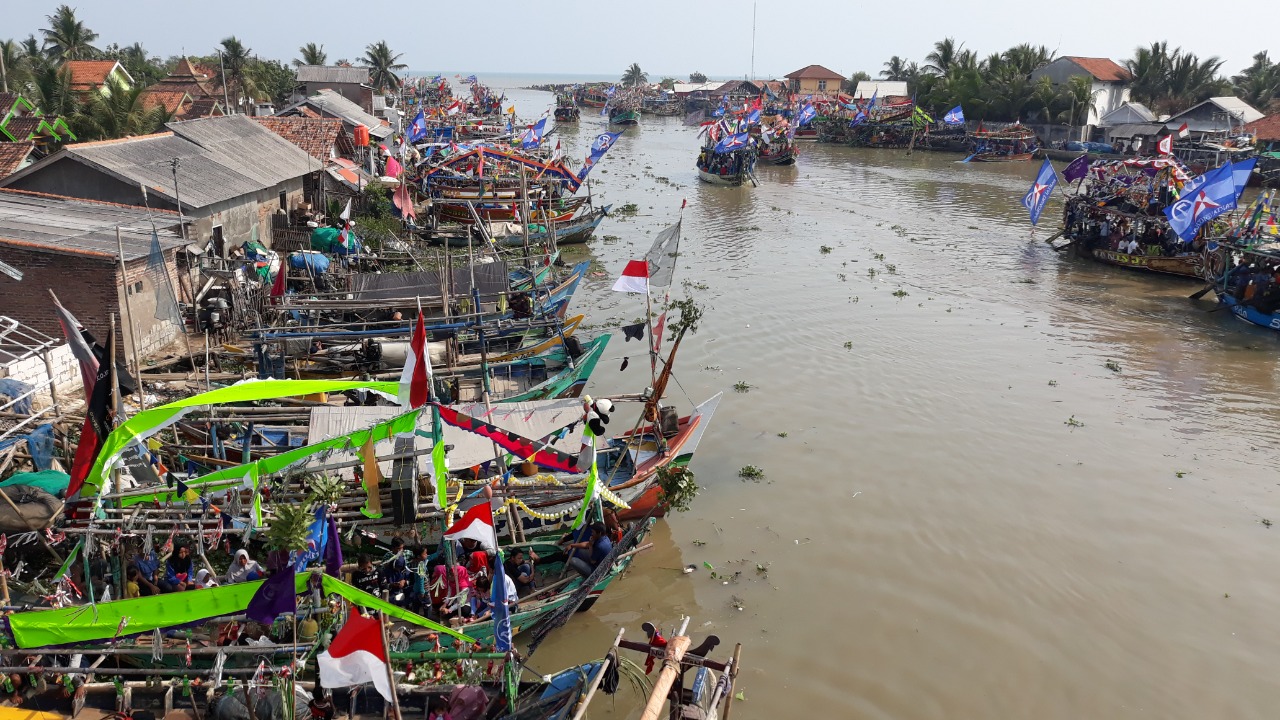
[378,611,403,720]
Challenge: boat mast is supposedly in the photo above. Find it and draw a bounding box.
[749,1,757,81]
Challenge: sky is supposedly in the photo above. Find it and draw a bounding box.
[7,0,1273,81]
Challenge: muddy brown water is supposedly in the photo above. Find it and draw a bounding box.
[497,84,1280,719]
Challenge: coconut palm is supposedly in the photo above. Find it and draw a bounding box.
[294,43,327,67]
[925,38,963,76]
[1163,51,1226,114]
[1003,44,1054,77]
[1,40,29,93]
[360,41,405,93]
[75,75,172,140]
[881,56,909,81]
[622,63,647,87]
[1059,75,1098,125]
[218,36,254,113]
[28,60,78,118]
[1233,51,1280,109]
[41,5,99,61]
[1124,42,1172,110]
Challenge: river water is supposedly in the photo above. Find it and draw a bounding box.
[487,80,1280,719]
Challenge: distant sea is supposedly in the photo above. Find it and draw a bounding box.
[405,70,740,90]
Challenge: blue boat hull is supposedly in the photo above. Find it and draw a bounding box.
[1220,293,1280,331]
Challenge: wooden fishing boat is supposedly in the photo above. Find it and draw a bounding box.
[696,147,756,186]
[758,140,797,166]
[1202,240,1280,332]
[1085,248,1203,278]
[1058,196,1203,280]
[577,88,609,108]
[553,105,579,122]
[608,108,640,126]
[430,206,609,248]
[968,124,1039,162]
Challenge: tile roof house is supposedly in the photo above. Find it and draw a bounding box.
[0,115,318,256]
[148,57,219,99]
[0,142,35,179]
[1245,114,1280,143]
[139,89,193,117]
[1031,57,1133,128]
[785,64,845,94]
[1166,97,1264,134]
[277,89,392,140]
[63,60,133,94]
[0,189,186,357]
[252,116,353,161]
[0,93,77,147]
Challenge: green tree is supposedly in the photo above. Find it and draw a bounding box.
[1002,44,1054,76]
[659,77,676,90]
[295,43,327,67]
[925,37,963,76]
[28,60,78,118]
[1163,51,1226,114]
[1234,51,1280,111]
[20,35,41,60]
[247,58,295,105]
[622,63,647,87]
[74,74,171,140]
[1059,75,1098,125]
[361,41,405,92]
[218,36,254,113]
[1,39,31,92]
[114,42,165,85]
[881,56,909,81]
[41,5,99,61]
[688,71,707,83]
[1029,76,1060,123]
[844,71,871,94]
[1124,42,1173,111]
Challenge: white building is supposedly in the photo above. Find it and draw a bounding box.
[1030,57,1132,129]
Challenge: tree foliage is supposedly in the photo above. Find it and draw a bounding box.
[41,5,98,61]
[688,71,707,83]
[622,63,647,87]
[295,43,327,67]
[74,74,171,141]
[361,41,406,92]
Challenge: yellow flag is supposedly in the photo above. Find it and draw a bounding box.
[507,106,516,114]
[360,434,383,518]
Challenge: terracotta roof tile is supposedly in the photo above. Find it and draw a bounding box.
[1064,57,1131,83]
[183,98,225,118]
[63,60,124,89]
[1245,114,1280,142]
[139,89,191,115]
[1,116,42,142]
[0,142,35,178]
[0,93,16,117]
[252,116,344,161]
[784,64,845,80]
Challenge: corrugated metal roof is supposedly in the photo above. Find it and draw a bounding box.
[295,65,370,85]
[1106,123,1165,138]
[0,189,184,261]
[293,90,392,139]
[26,115,318,210]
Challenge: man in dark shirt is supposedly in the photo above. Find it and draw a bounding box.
[566,523,613,578]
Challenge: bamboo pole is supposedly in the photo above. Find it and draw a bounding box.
[568,628,625,720]
[115,228,147,411]
[378,611,403,720]
[638,618,692,720]
[720,643,743,720]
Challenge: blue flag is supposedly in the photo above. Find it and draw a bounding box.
[746,108,761,124]
[1232,158,1257,201]
[1021,158,1058,226]
[868,89,878,108]
[1164,161,1238,241]
[713,132,751,154]
[407,109,428,143]
[292,506,328,572]
[797,103,816,126]
[491,549,513,652]
[520,117,547,150]
[577,132,623,181]
[944,106,964,126]
[850,110,867,127]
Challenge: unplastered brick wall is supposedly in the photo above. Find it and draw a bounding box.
[0,243,121,342]
[117,250,183,359]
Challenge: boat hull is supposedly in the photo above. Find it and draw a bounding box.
[1088,249,1203,279]
[698,169,747,186]
[1219,293,1280,331]
[609,110,640,125]
[971,152,1034,162]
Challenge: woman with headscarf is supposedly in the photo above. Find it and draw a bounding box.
[193,569,219,589]
[224,549,264,584]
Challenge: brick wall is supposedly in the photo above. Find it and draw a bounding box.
[0,241,184,363]
[0,343,83,411]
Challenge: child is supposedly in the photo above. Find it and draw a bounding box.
[427,695,452,720]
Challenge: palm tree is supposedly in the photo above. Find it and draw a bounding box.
[1060,75,1098,125]
[1162,51,1225,114]
[1125,42,1172,110]
[1,40,29,93]
[360,41,406,92]
[21,35,41,61]
[925,38,963,76]
[881,56,908,81]
[218,36,253,113]
[41,5,99,61]
[28,60,78,118]
[1003,44,1054,77]
[295,43,327,67]
[1029,76,1059,123]
[622,63,647,87]
[1234,52,1280,111]
[75,75,172,140]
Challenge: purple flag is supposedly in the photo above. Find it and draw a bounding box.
[1063,154,1091,183]
[245,566,296,623]
[323,515,344,577]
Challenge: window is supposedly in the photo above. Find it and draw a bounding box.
[278,191,287,211]
[818,80,827,92]
[212,225,225,258]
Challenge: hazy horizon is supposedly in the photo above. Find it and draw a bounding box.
[7,0,1274,81]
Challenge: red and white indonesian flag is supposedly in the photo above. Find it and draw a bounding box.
[443,501,498,549]
[1157,135,1172,155]
[1177,122,1190,138]
[447,100,462,115]
[317,613,393,701]
[398,312,432,408]
[612,260,649,294]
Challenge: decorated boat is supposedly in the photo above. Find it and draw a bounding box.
[968,123,1039,161]
[696,143,756,186]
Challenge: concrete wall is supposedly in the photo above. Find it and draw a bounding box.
[0,342,82,411]
[187,177,304,255]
